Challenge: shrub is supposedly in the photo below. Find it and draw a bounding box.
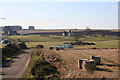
[29,48,58,79]
[31,57,58,79]
[5,43,20,51]
[18,42,27,49]
[2,44,20,65]
[3,44,20,57]
[36,45,44,49]
[2,47,12,57]
[49,47,53,50]
[2,55,6,65]
[93,47,96,49]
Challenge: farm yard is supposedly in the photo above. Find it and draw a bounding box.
[2,32,120,79]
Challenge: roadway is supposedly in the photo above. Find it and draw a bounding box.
[2,48,35,79]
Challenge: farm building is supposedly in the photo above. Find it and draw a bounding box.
[28,26,35,30]
[62,30,73,37]
[62,31,68,36]
[3,25,22,35]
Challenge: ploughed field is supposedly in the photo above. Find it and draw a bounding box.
[44,48,118,78]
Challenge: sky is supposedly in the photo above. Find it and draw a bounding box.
[0,1,118,29]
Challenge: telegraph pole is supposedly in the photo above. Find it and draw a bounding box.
[0,17,5,79]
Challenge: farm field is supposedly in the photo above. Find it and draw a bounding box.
[25,40,118,48]
[26,42,62,48]
[43,48,119,78]
[6,35,120,42]
[6,35,74,42]
[2,33,119,79]
[74,40,118,49]
[4,35,119,49]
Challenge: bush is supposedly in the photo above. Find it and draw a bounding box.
[3,44,20,56]
[36,45,44,49]
[49,47,53,50]
[5,43,20,51]
[31,57,58,79]
[2,55,6,65]
[2,44,20,65]
[2,47,12,57]
[18,42,27,49]
[28,48,58,79]
[93,47,96,49]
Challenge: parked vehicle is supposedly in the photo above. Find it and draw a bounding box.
[50,44,74,50]
[1,39,10,44]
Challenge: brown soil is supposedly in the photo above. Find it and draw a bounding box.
[42,48,119,79]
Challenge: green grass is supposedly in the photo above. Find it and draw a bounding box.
[74,40,118,48]
[26,40,118,48]
[7,35,74,42]
[78,36,119,41]
[6,35,119,42]
[26,42,63,48]
[5,35,119,48]
[94,40,118,48]
[25,48,59,79]
[1,44,6,48]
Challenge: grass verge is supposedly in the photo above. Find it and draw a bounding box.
[25,47,59,80]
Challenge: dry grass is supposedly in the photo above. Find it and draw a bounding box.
[54,49,118,78]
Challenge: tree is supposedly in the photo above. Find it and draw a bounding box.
[3,26,12,35]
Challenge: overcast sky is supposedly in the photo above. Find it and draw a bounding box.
[0,0,118,29]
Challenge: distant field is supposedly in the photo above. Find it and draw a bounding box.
[7,35,119,42]
[78,36,119,41]
[4,35,119,48]
[7,35,74,42]
[17,29,119,34]
[17,29,86,34]
[74,40,118,49]
[26,40,118,48]
[26,42,62,48]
